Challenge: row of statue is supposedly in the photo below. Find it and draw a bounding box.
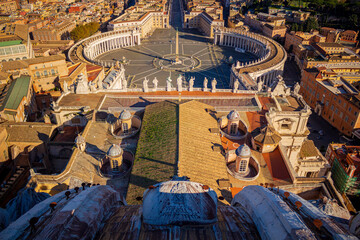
[142,75,220,92]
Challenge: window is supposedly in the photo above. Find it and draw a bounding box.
[349,107,352,112]
[44,71,48,77]
[335,108,338,114]
[325,100,329,106]
[123,123,128,134]
[340,112,343,118]
[36,71,40,78]
[112,160,119,171]
[351,121,354,127]
[331,105,334,110]
[345,116,348,122]
[239,160,247,172]
[230,123,237,135]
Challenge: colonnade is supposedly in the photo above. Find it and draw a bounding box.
[83,30,141,64]
[214,28,286,91]
[217,33,269,58]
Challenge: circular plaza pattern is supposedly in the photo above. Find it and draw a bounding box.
[153,54,201,72]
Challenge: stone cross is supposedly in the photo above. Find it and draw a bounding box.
[189,77,194,91]
[143,77,149,92]
[203,77,208,91]
[153,77,158,91]
[211,78,217,93]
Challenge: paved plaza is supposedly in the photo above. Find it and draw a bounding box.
[96,29,257,88]
[95,0,257,89]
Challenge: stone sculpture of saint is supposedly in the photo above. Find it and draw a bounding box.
[177,75,182,92]
[233,79,239,93]
[63,80,68,93]
[211,78,217,93]
[189,77,195,91]
[122,79,127,91]
[294,82,300,95]
[153,77,158,91]
[166,76,172,91]
[143,77,149,92]
[257,80,263,92]
[203,77,208,91]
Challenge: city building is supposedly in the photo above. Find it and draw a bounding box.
[325,144,360,196]
[0,75,36,122]
[107,2,170,38]
[32,19,76,41]
[300,65,360,137]
[0,24,34,62]
[0,54,68,92]
[0,1,18,14]
[183,0,225,37]
[244,13,287,41]
[284,30,325,67]
[268,7,310,23]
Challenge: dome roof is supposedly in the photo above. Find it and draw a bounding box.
[75,134,85,144]
[107,144,123,157]
[227,110,240,121]
[119,110,132,120]
[235,144,251,157]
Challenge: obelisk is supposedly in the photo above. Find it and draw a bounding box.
[175,27,180,63]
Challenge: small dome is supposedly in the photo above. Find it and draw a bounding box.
[107,144,122,157]
[119,110,131,120]
[227,110,240,121]
[236,144,251,158]
[75,134,85,144]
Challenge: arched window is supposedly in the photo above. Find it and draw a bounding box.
[239,160,247,172]
[112,159,119,171]
[122,123,128,134]
[44,70,48,77]
[51,69,55,75]
[230,123,237,135]
[35,71,40,78]
[15,58,20,60]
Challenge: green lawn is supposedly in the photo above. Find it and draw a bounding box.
[126,101,179,204]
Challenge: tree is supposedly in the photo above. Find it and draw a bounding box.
[303,17,319,32]
[291,23,299,32]
[350,14,359,28]
[70,22,100,42]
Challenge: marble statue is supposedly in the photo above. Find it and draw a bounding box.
[257,80,263,92]
[89,81,97,92]
[63,80,68,93]
[294,82,300,95]
[211,78,217,93]
[177,75,182,92]
[153,77,158,91]
[97,77,103,90]
[166,76,172,91]
[203,77,208,91]
[122,79,127,91]
[189,77,195,91]
[233,79,239,93]
[143,77,149,92]
[75,73,89,94]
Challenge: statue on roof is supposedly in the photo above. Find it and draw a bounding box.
[294,82,300,95]
[63,80,68,93]
[257,80,263,92]
[122,78,127,91]
[153,77,158,91]
[211,78,217,93]
[189,76,194,91]
[203,77,208,91]
[177,75,182,92]
[166,76,172,91]
[143,77,149,92]
[233,79,239,93]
